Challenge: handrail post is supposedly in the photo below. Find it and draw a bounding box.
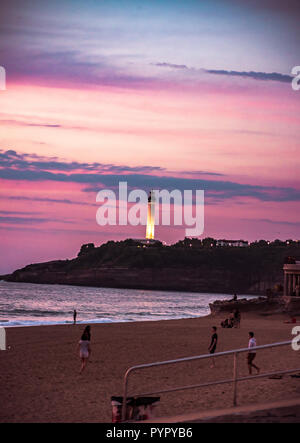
[122,369,130,422]
[233,352,238,406]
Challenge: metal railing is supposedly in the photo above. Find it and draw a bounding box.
[121,340,300,421]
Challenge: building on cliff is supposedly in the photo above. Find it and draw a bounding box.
[216,239,248,247]
[283,260,300,297]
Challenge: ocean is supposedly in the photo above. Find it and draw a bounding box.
[0,281,257,327]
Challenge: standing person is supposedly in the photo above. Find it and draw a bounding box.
[232,293,237,302]
[78,328,91,374]
[247,332,260,375]
[73,309,77,325]
[208,326,218,368]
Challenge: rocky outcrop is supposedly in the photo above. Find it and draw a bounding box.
[209,294,300,316]
[209,297,269,315]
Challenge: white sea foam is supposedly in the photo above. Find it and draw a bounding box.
[0,281,258,328]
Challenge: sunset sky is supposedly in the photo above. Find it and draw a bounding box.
[0,0,300,273]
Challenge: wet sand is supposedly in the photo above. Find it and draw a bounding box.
[0,313,299,422]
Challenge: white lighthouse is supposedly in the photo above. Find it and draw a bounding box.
[146,190,155,240]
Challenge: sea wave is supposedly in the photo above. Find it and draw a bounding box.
[0,308,70,317]
[0,281,258,328]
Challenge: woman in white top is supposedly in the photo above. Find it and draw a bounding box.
[78,328,91,374]
[247,331,260,375]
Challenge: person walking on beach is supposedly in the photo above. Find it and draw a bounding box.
[73,309,77,325]
[208,326,218,368]
[78,327,91,374]
[247,331,260,375]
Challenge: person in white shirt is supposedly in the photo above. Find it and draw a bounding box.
[247,331,260,375]
[78,329,91,374]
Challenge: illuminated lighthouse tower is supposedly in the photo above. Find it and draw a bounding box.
[146,190,155,240]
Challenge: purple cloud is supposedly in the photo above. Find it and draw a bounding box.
[153,62,189,69]
[155,61,293,84]
[1,149,300,203]
[205,69,293,83]
[0,216,74,225]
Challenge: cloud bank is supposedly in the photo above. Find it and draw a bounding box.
[1,149,300,203]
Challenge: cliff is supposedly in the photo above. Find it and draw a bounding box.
[2,239,300,296]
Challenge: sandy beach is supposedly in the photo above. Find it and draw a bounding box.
[1,313,300,423]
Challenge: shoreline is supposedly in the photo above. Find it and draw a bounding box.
[1,313,299,422]
[1,309,286,330]
[0,315,210,329]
